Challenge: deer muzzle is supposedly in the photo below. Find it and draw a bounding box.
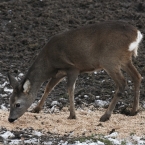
[8,118,17,123]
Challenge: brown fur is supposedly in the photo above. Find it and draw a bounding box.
[8,21,142,122]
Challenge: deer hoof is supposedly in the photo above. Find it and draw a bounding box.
[67,115,76,119]
[31,107,41,113]
[130,110,138,116]
[100,114,110,122]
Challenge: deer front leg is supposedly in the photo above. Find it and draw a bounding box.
[67,69,79,119]
[32,71,66,113]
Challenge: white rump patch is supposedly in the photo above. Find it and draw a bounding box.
[129,30,143,57]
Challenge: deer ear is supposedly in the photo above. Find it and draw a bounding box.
[7,73,18,88]
[23,80,31,94]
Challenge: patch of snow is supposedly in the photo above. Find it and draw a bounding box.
[107,138,121,145]
[104,132,121,144]
[0,130,144,145]
[84,95,89,98]
[71,140,105,145]
[0,81,8,88]
[137,140,145,145]
[9,138,40,145]
[129,86,133,90]
[132,135,141,141]
[0,131,14,139]
[68,131,74,137]
[1,104,8,111]
[97,141,105,145]
[58,141,68,145]
[94,71,97,74]
[51,101,58,106]
[96,96,100,99]
[9,139,20,145]
[18,73,24,77]
[44,141,53,145]
[4,87,13,93]
[50,105,59,113]
[105,132,118,138]
[28,102,37,111]
[33,130,43,137]
[50,106,55,113]
[95,100,109,107]
[24,138,38,144]
[1,94,7,97]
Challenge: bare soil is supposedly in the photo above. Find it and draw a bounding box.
[0,108,145,139]
[0,0,145,143]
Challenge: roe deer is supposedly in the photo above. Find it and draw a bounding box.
[8,21,143,123]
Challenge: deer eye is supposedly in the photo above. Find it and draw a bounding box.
[15,103,20,108]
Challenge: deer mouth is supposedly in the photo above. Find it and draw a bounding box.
[8,118,17,123]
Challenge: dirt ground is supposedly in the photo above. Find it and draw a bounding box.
[0,108,145,139]
[0,0,145,143]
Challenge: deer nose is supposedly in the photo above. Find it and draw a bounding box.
[8,118,16,123]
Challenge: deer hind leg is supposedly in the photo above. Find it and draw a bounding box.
[32,71,66,113]
[100,68,126,122]
[67,69,79,119]
[122,61,142,115]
